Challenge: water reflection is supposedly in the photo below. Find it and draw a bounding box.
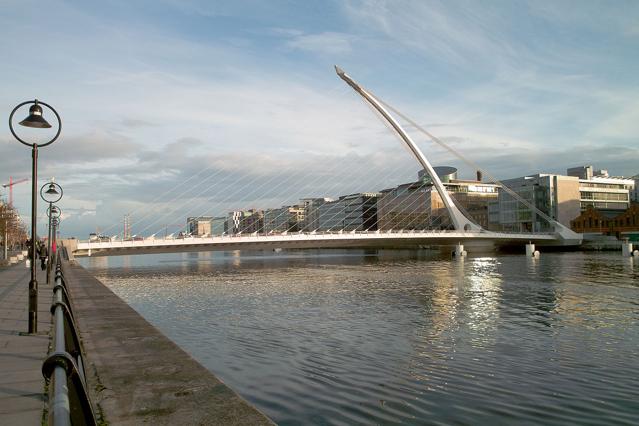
[526,255,539,274]
[465,258,502,347]
[78,250,639,425]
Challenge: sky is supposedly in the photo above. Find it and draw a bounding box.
[1,0,638,238]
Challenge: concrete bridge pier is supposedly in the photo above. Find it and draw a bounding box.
[621,242,636,257]
[526,242,540,258]
[454,243,467,258]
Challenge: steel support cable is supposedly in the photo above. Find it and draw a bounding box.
[201,113,410,237]
[309,96,424,234]
[327,89,460,235]
[140,82,356,237]
[351,105,489,234]
[315,95,446,235]
[174,147,354,237]
[154,117,377,236]
[98,165,216,237]
[182,155,319,236]
[105,162,236,238]
[137,167,246,237]
[348,92,437,234]
[121,141,292,237]
[315,159,410,234]
[216,153,346,234]
[369,181,455,234]
[282,148,412,234]
[234,145,405,236]
[136,149,297,237]
[172,80,412,238]
[367,180,435,233]
[129,160,248,237]
[378,99,561,229]
[235,154,359,235]
[224,92,417,237]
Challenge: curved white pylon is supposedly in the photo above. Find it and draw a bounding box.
[335,66,481,232]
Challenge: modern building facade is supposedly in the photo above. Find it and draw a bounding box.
[240,209,264,234]
[317,193,380,231]
[187,163,635,238]
[377,181,432,231]
[299,197,333,231]
[378,169,500,231]
[568,166,634,213]
[496,174,579,232]
[226,211,244,234]
[186,216,213,236]
[496,166,634,232]
[211,216,226,235]
[442,180,500,229]
[263,205,305,233]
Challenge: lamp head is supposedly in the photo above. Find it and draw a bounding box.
[45,183,59,195]
[19,101,52,129]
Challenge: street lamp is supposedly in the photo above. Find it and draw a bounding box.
[51,216,60,262]
[42,183,63,285]
[9,100,62,334]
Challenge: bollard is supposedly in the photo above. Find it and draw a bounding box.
[26,259,31,268]
[621,243,632,257]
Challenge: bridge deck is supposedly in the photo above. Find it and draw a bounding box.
[72,231,570,257]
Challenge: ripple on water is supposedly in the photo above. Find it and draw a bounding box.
[84,251,639,425]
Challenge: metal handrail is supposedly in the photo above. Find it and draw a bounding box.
[42,251,97,426]
[79,228,559,244]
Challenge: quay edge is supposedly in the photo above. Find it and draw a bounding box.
[58,249,273,425]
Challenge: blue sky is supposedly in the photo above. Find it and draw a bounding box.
[1,0,638,237]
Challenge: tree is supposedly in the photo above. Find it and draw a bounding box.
[1,201,28,252]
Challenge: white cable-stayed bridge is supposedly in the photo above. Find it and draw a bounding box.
[67,67,582,258]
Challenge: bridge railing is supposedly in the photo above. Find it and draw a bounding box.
[42,251,97,426]
[78,229,557,245]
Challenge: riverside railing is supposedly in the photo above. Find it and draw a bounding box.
[42,250,97,426]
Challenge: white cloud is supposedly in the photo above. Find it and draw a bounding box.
[3,0,638,237]
[287,32,354,55]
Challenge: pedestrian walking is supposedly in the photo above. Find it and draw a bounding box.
[39,242,48,271]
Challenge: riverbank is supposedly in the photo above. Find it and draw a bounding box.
[59,258,273,424]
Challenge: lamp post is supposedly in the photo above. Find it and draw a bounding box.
[44,197,62,285]
[9,100,62,334]
[51,216,60,261]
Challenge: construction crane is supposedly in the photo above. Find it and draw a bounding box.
[1,177,29,207]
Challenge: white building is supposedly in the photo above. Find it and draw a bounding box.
[496,166,634,232]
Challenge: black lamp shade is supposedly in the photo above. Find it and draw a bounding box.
[19,103,52,129]
[45,183,59,195]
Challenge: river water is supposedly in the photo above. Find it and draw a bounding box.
[78,250,639,425]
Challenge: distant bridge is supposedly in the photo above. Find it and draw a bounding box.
[67,230,577,258]
[69,67,582,258]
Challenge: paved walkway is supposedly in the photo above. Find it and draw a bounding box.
[0,263,52,425]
